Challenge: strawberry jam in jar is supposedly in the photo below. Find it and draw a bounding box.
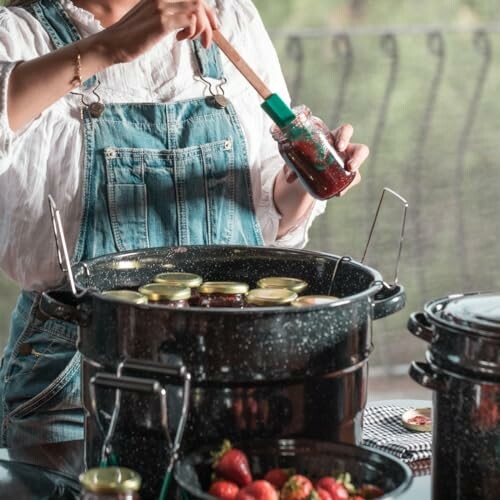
[246,287,298,307]
[153,272,203,305]
[198,282,249,308]
[257,276,308,295]
[138,283,190,307]
[271,105,356,200]
[79,467,141,499]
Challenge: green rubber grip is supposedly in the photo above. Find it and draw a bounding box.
[261,93,296,128]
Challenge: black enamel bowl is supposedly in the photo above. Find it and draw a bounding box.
[174,438,413,500]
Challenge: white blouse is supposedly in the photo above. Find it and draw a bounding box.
[0,0,325,291]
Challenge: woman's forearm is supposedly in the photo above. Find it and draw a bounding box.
[273,166,315,238]
[7,34,112,131]
[7,0,219,132]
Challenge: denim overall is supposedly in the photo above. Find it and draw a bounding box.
[0,0,264,447]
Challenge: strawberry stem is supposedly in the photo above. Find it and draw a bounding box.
[211,439,233,468]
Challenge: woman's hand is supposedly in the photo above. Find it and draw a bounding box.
[100,0,219,64]
[274,123,369,237]
[330,123,369,196]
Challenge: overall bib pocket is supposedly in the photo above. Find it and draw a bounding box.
[104,139,236,249]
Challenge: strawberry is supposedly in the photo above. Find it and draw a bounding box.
[315,478,337,497]
[236,480,279,500]
[209,480,240,500]
[280,475,314,500]
[212,440,252,487]
[316,488,332,500]
[264,468,292,490]
[315,478,348,500]
[356,484,384,499]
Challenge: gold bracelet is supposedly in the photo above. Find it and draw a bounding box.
[69,48,105,120]
[70,49,82,88]
[69,48,84,119]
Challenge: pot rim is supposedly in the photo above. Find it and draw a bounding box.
[423,291,500,340]
[71,245,387,315]
[426,355,500,385]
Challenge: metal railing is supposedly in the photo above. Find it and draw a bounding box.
[270,24,500,371]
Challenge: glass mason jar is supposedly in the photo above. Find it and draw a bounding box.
[245,288,298,307]
[153,272,203,305]
[101,290,148,304]
[138,283,191,307]
[79,467,141,500]
[256,276,308,295]
[271,105,356,200]
[291,295,339,307]
[198,281,249,308]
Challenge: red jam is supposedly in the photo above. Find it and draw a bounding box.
[198,292,246,308]
[271,106,356,200]
[153,298,189,307]
[408,415,431,426]
[198,282,249,308]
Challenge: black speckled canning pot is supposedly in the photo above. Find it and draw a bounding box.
[41,245,405,498]
[408,292,500,500]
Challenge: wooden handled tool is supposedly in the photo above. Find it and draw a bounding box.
[212,30,296,127]
[212,30,272,100]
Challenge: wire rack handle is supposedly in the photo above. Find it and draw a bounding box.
[361,187,408,287]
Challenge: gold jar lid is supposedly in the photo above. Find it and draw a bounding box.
[257,277,308,294]
[246,288,298,306]
[291,295,339,307]
[153,272,203,288]
[199,281,249,295]
[138,283,191,302]
[101,290,148,304]
[79,467,141,494]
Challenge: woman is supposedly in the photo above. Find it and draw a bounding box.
[0,0,369,447]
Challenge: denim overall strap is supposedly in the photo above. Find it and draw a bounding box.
[27,0,97,89]
[192,38,225,79]
[29,0,79,48]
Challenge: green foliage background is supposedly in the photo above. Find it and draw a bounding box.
[1,1,500,371]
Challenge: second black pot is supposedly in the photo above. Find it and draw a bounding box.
[410,361,500,500]
[408,291,500,500]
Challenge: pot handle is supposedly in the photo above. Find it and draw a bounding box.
[409,361,448,391]
[407,311,434,343]
[372,283,406,320]
[89,372,168,467]
[361,188,408,287]
[39,289,90,326]
[91,372,162,393]
[90,359,191,473]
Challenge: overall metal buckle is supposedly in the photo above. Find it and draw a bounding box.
[197,75,229,109]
